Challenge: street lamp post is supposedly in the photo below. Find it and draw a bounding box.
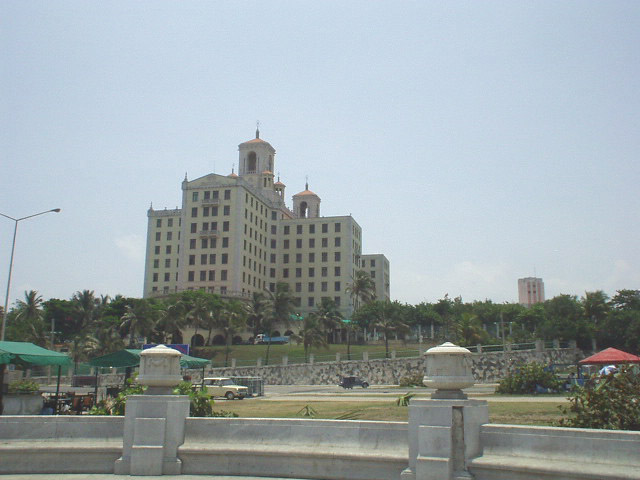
[1,208,61,341]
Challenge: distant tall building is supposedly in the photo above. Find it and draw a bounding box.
[143,130,390,344]
[518,277,545,307]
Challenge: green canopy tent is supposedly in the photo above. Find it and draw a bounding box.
[88,348,211,394]
[0,341,71,415]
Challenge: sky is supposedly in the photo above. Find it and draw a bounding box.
[1,1,639,310]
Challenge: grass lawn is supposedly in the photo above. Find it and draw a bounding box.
[212,398,567,426]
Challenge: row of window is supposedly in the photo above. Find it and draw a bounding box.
[192,189,231,202]
[283,223,341,235]
[188,270,228,281]
[152,272,178,282]
[282,267,341,278]
[294,281,341,293]
[153,259,177,268]
[155,217,179,228]
[293,296,342,308]
[283,237,341,249]
[283,252,341,263]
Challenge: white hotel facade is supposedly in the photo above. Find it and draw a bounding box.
[143,131,390,325]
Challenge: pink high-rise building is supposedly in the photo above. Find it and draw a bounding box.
[518,277,545,307]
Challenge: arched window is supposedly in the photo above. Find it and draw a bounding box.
[300,201,308,218]
[247,152,257,173]
[191,334,205,347]
[212,334,225,345]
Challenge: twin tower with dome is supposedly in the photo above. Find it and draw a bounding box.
[143,130,389,342]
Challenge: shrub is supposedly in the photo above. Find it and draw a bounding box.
[557,367,640,431]
[8,379,40,394]
[496,362,561,394]
[398,374,424,387]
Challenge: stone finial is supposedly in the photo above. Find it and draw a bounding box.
[137,345,183,394]
[423,342,475,399]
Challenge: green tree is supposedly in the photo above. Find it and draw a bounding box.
[355,300,409,358]
[314,297,342,343]
[581,290,610,350]
[455,312,485,346]
[119,301,154,348]
[264,283,295,365]
[12,290,46,345]
[156,299,187,344]
[292,313,328,362]
[218,300,247,367]
[345,270,376,313]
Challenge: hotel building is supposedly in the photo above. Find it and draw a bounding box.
[143,131,390,327]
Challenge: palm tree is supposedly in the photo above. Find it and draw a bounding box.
[346,270,376,312]
[455,312,484,346]
[246,291,271,338]
[119,303,154,348]
[218,300,247,367]
[370,301,409,358]
[14,290,46,346]
[264,283,295,365]
[292,314,328,362]
[314,298,342,344]
[185,295,211,346]
[156,301,187,344]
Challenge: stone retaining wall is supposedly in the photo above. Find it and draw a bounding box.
[205,347,579,385]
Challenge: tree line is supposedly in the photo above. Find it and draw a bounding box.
[4,271,639,369]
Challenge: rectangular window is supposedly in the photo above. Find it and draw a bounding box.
[308,282,315,292]
[165,259,170,268]
[296,253,302,263]
[296,268,302,278]
[309,267,315,277]
[164,272,170,282]
[200,270,206,281]
[156,219,162,228]
[204,191,210,200]
[334,296,341,306]
[189,255,195,265]
[283,268,289,278]
[211,238,217,248]
[223,221,230,232]
[190,223,197,233]
[335,223,341,233]
[221,253,228,264]
[309,224,315,234]
[166,232,172,241]
[334,281,341,292]
[308,297,314,307]
[295,282,302,292]
[203,207,209,217]
[188,271,195,282]
[322,238,328,247]
[153,273,158,282]
[322,252,328,262]
[208,270,215,281]
[334,266,341,276]
[199,254,206,265]
[224,189,231,200]
[309,253,315,262]
[154,246,160,255]
[192,192,199,202]
[212,206,218,216]
[284,239,290,249]
[271,239,276,248]
[189,239,196,249]
[334,252,341,262]
[284,226,290,235]
[167,218,173,227]
[201,238,208,248]
[270,268,275,278]
[211,221,217,231]
[309,238,315,248]
[209,254,216,264]
[296,239,302,248]
[296,225,302,234]
[321,267,328,277]
[322,223,328,233]
[221,270,228,280]
[271,225,276,235]
[223,205,230,216]
[212,190,219,199]
[165,245,171,254]
[283,254,289,264]
[202,222,209,231]
[222,237,229,248]
[191,207,198,217]
[321,282,328,292]
[155,232,161,241]
[270,253,276,263]
[370,271,376,278]
[335,237,341,247]
[371,260,376,267]
[153,259,159,268]
[271,211,277,220]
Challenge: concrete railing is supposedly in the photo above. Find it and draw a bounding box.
[0,415,124,474]
[469,424,640,480]
[180,417,408,480]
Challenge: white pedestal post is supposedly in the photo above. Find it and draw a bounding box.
[401,342,488,480]
[114,345,190,476]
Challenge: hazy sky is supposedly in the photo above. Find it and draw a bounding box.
[1,1,639,310]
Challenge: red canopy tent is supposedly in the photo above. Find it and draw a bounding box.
[579,347,640,365]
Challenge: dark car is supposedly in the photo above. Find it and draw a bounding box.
[338,376,369,389]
